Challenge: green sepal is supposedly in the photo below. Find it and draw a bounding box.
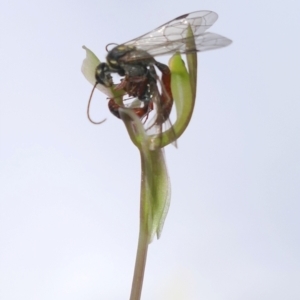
[119,108,171,243]
[148,25,197,149]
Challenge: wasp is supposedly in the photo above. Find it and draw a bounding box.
[90,11,231,133]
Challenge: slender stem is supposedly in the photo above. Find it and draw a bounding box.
[129,226,149,300]
[129,149,151,300]
[119,108,150,299]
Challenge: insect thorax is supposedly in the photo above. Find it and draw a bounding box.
[106,45,155,74]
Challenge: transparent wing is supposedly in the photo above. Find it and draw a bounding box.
[124,11,231,56]
[136,32,232,57]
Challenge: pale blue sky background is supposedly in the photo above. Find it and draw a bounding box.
[0,0,299,299]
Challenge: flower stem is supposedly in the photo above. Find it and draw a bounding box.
[129,225,149,300]
[129,150,150,300]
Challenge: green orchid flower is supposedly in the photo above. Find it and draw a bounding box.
[81,39,196,242]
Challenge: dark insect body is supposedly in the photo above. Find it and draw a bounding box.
[103,50,173,125]
[90,11,231,132]
[96,45,173,124]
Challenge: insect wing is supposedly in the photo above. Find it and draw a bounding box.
[124,11,218,47]
[124,11,231,56]
[140,32,232,57]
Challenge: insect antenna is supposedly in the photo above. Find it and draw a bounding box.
[87,82,106,124]
[105,43,118,52]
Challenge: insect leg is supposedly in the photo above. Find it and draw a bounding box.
[154,61,173,122]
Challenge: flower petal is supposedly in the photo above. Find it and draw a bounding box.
[81,46,113,97]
